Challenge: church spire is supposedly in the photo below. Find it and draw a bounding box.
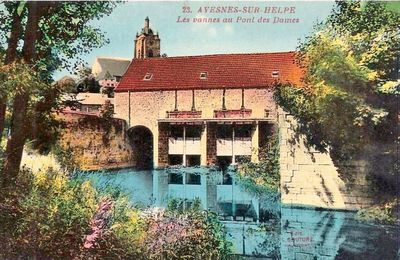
[134,17,161,59]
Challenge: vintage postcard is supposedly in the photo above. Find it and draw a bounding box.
[0,1,399,259]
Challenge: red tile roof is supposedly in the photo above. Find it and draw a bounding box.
[115,52,303,92]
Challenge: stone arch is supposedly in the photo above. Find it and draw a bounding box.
[128,125,153,169]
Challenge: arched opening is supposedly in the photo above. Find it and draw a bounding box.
[128,126,153,169]
[148,49,153,57]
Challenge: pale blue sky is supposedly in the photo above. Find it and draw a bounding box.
[55,1,336,79]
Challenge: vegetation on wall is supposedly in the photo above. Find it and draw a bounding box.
[234,133,281,218]
[76,113,116,147]
[273,1,399,197]
[237,133,280,195]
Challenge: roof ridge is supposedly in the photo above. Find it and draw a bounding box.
[133,51,296,62]
[96,56,131,61]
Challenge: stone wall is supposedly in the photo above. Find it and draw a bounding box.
[206,123,217,165]
[278,108,374,210]
[57,112,134,170]
[158,123,169,167]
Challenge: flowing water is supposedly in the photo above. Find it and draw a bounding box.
[78,168,399,259]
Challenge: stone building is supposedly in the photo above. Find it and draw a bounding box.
[76,93,114,114]
[92,57,131,95]
[115,52,303,170]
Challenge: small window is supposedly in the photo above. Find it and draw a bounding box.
[272,70,279,78]
[200,72,207,79]
[143,73,153,80]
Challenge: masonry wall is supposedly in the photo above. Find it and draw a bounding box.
[206,123,217,165]
[278,108,374,210]
[158,123,169,167]
[114,88,276,168]
[57,112,134,170]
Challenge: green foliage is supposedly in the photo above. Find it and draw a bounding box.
[0,62,49,99]
[0,164,232,259]
[56,76,77,93]
[274,85,327,152]
[0,62,64,153]
[76,66,101,93]
[52,144,78,172]
[100,99,114,120]
[0,2,119,187]
[28,82,67,154]
[356,199,398,225]
[167,197,203,213]
[237,133,281,195]
[274,1,399,189]
[326,1,400,77]
[0,2,118,79]
[35,2,118,76]
[145,198,232,260]
[1,167,95,259]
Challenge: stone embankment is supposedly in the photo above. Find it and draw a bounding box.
[56,111,134,170]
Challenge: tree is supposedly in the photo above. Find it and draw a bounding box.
[0,2,25,143]
[274,1,399,193]
[0,1,117,189]
[76,65,101,93]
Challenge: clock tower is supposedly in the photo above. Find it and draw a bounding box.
[134,17,161,59]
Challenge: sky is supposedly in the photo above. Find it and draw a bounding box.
[55,1,336,79]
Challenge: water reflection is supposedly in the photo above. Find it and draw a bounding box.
[80,168,154,208]
[281,208,399,260]
[76,168,399,259]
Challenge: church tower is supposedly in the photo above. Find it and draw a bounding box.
[134,17,161,59]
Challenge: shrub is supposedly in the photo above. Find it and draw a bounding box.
[0,167,232,260]
[0,168,90,258]
[0,165,145,259]
[141,205,232,260]
[356,199,398,225]
[237,133,280,194]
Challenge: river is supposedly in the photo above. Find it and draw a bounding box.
[77,168,399,259]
